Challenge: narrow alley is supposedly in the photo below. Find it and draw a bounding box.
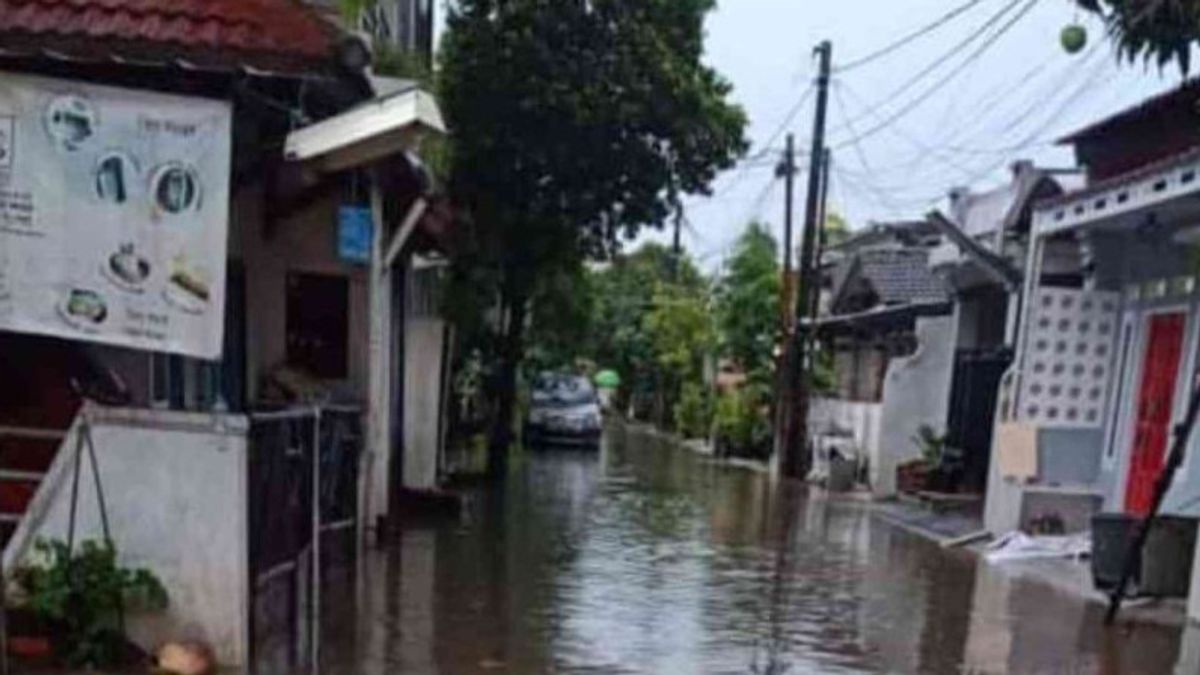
[316,426,1191,675]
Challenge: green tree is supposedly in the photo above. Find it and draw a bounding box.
[716,222,781,385]
[440,0,747,473]
[824,211,851,248]
[1076,0,1200,71]
[525,264,596,373]
[645,282,714,379]
[590,243,706,420]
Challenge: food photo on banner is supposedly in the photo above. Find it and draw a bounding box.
[0,71,232,359]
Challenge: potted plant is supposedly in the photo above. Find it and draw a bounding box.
[12,538,168,669]
[898,425,951,494]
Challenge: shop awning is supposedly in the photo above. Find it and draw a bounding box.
[284,84,446,173]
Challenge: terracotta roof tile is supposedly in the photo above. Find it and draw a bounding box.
[0,0,339,74]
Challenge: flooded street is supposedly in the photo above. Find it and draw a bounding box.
[324,425,1193,674]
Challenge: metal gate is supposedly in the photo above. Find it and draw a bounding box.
[247,406,363,675]
[945,349,1012,493]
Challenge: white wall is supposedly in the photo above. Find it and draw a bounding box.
[874,315,957,496]
[4,406,250,666]
[403,317,446,489]
[241,189,372,404]
[809,397,883,481]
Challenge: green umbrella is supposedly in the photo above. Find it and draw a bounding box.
[594,369,621,389]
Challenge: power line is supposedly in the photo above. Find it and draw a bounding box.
[838,52,1112,215]
[833,79,976,177]
[831,83,905,214]
[830,0,1026,139]
[756,84,816,162]
[832,0,1040,150]
[835,0,992,73]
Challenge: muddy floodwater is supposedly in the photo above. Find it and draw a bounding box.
[320,424,1197,674]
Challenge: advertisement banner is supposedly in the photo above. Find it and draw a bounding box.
[0,72,232,359]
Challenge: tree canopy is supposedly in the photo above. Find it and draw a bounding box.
[1077,0,1200,72]
[439,0,747,467]
[715,222,780,384]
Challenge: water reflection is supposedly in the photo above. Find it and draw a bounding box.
[319,424,1187,674]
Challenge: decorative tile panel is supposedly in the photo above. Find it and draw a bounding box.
[1018,288,1121,428]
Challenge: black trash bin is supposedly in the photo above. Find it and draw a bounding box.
[1142,516,1197,597]
[1092,512,1140,592]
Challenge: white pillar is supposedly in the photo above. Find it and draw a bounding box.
[365,177,393,528]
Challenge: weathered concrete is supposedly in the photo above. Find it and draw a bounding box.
[874,315,957,496]
[809,398,882,480]
[4,405,250,666]
[403,317,447,490]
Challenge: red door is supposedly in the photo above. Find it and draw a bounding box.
[1125,313,1187,515]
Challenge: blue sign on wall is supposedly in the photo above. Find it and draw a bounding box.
[338,206,373,264]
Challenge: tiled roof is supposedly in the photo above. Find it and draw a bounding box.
[830,248,949,315]
[1057,78,1200,144]
[0,0,339,74]
[856,249,948,306]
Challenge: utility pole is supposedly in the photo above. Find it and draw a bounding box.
[811,148,831,328]
[777,134,797,330]
[778,40,832,480]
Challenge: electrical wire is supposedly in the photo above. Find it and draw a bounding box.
[830,83,905,214]
[755,84,816,164]
[835,0,992,73]
[837,51,1112,215]
[832,0,1040,151]
[830,0,1026,138]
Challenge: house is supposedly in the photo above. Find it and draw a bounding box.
[0,0,452,666]
[984,81,1200,556]
[928,162,1065,494]
[809,221,955,496]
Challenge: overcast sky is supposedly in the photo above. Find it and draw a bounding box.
[635,0,1187,271]
[435,1,1188,271]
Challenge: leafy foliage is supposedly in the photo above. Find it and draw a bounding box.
[715,223,780,385]
[16,539,167,668]
[713,384,773,459]
[911,424,949,465]
[675,382,715,439]
[439,0,746,465]
[824,211,851,248]
[525,264,597,373]
[644,282,715,381]
[1076,0,1200,72]
[589,243,707,421]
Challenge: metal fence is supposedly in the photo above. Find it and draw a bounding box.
[247,405,363,675]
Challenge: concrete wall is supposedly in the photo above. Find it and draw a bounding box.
[874,315,957,496]
[809,397,882,480]
[4,405,249,666]
[403,317,446,489]
[241,188,371,405]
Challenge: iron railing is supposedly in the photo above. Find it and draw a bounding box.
[247,405,363,675]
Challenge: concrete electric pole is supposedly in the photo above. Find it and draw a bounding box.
[778,40,832,480]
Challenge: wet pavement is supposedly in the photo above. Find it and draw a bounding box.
[322,424,1197,674]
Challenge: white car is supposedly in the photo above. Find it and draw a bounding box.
[524,374,603,448]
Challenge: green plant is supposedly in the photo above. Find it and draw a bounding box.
[713,385,772,459]
[16,539,168,668]
[675,382,714,440]
[440,0,746,473]
[911,425,948,465]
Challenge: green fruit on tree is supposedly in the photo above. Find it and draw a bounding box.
[1061,24,1087,54]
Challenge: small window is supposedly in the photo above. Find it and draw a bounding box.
[286,272,350,379]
